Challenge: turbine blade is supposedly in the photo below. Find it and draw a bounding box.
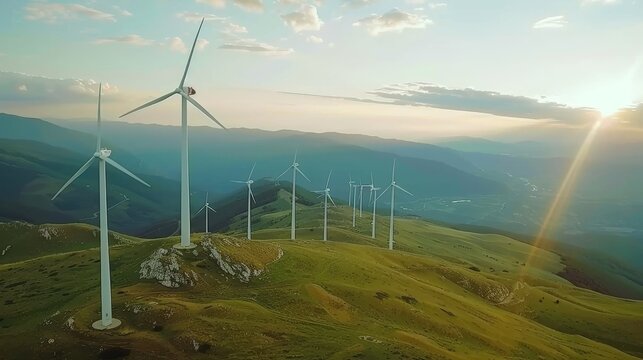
[105,158,151,188]
[328,193,336,207]
[248,162,256,181]
[293,150,297,164]
[231,180,247,184]
[52,156,96,200]
[296,167,311,182]
[375,184,391,201]
[194,205,206,216]
[392,159,396,182]
[326,170,332,189]
[120,91,175,118]
[206,191,208,203]
[185,95,227,129]
[96,83,102,152]
[249,186,256,204]
[207,205,217,213]
[180,18,205,88]
[394,184,413,196]
[276,166,292,181]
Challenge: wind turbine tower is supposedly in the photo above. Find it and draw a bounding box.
[315,171,336,241]
[194,192,216,234]
[52,84,150,330]
[377,159,413,250]
[232,163,257,240]
[120,18,226,250]
[276,152,310,239]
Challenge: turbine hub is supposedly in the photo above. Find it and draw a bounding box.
[96,149,111,159]
[294,162,299,167]
[248,180,254,184]
[182,86,197,96]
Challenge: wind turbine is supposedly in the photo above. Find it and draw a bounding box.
[352,184,358,227]
[231,163,257,240]
[120,18,225,250]
[276,152,311,240]
[194,192,216,234]
[52,84,150,330]
[376,159,413,250]
[359,183,370,218]
[368,174,381,239]
[347,175,355,207]
[314,171,336,241]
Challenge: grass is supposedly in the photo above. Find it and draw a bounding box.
[0,196,641,359]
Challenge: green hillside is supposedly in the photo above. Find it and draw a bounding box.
[0,196,641,359]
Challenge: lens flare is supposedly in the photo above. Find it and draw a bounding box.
[518,119,603,279]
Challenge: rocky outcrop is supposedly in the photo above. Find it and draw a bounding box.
[38,226,60,240]
[139,248,199,288]
[201,239,263,283]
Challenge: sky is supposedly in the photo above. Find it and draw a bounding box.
[0,0,642,140]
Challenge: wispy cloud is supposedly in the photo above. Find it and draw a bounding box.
[196,0,226,8]
[285,82,602,124]
[177,11,226,22]
[0,71,120,103]
[369,83,599,123]
[196,39,210,51]
[281,5,323,32]
[219,39,293,55]
[306,35,324,43]
[234,0,264,12]
[533,15,567,29]
[94,34,154,46]
[25,2,117,23]
[344,0,377,7]
[581,0,620,5]
[167,37,187,53]
[353,9,431,35]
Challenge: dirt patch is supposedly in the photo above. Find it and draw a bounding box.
[398,295,417,305]
[374,291,389,300]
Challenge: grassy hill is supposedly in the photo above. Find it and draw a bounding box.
[0,196,641,359]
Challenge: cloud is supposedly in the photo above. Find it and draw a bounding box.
[344,0,377,7]
[281,4,323,32]
[168,37,187,53]
[223,23,248,34]
[112,5,132,17]
[306,35,324,43]
[234,0,264,12]
[94,34,155,46]
[533,15,567,29]
[0,71,119,103]
[219,39,293,55]
[25,2,117,23]
[196,0,226,8]
[353,9,431,35]
[177,11,226,22]
[581,0,619,4]
[613,103,643,126]
[196,39,210,51]
[368,83,599,124]
[284,82,603,124]
[429,2,447,9]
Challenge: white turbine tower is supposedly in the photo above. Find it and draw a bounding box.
[120,18,225,250]
[194,192,216,234]
[352,184,358,227]
[368,174,381,239]
[347,175,355,207]
[314,171,336,241]
[52,84,150,330]
[376,159,413,250]
[359,183,370,218]
[276,152,311,240]
[232,163,257,240]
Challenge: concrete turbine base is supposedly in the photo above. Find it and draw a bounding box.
[173,243,197,250]
[91,318,121,330]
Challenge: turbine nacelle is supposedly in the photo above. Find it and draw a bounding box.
[95,149,112,160]
[248,180,254,185]
[180,86,196,96]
